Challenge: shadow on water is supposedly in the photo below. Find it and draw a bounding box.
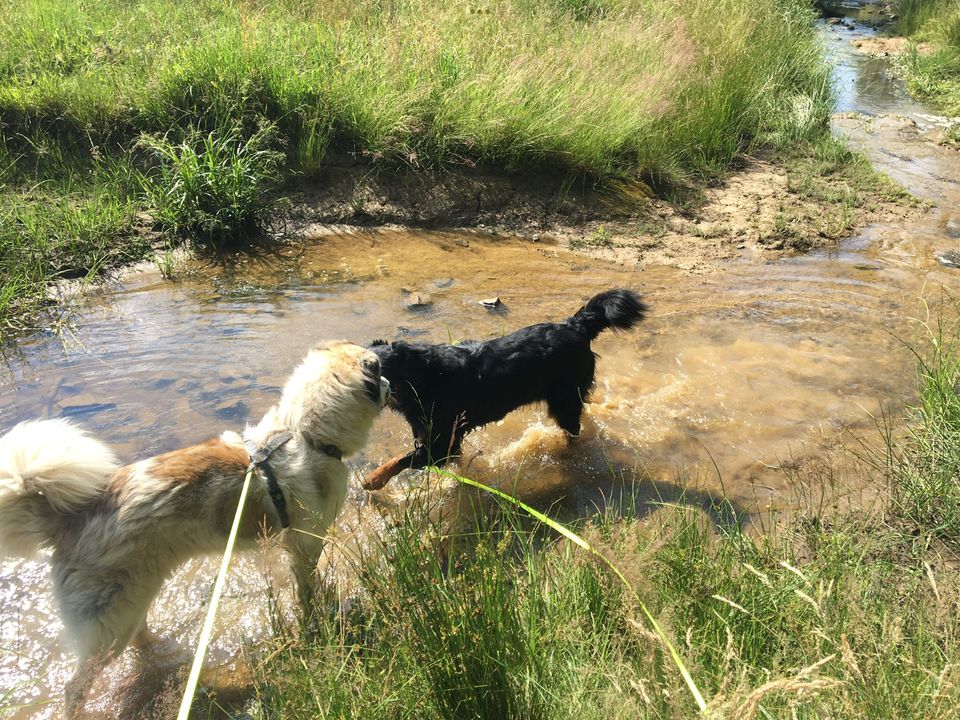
[3,11,960,718]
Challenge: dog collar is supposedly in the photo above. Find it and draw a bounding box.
[243,432,344,529]
[245,431,294,529]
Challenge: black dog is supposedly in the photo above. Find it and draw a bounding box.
[364,289,646,489]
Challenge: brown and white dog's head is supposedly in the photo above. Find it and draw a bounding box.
[252,341,390,457]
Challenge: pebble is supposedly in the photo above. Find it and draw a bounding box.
[480,297,502,309]
[936,250,960,268]
[400,289,433,310]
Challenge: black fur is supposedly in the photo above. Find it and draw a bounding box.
[369,289,646,473]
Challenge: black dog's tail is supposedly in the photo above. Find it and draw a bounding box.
[568,289,647,340]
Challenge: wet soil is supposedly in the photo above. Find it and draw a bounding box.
[282,148,909,275]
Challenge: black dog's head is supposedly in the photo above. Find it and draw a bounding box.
[368,340,422,409]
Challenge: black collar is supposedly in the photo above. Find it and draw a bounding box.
[305,436,343,461]
[243,432,344,529]
[245,431,294,529]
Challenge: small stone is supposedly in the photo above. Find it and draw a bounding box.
[936,250,960,268]
[480,297,502,309]
[401,289,433,310]
[946,218,960,239]
[396,326,428,337]
[478,223,486,228]
[455,239,470,248]
[532,234,541,242]
[826,17,841,25]
[433,278,454,288]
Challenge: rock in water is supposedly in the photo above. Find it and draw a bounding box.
[935,250,960,268]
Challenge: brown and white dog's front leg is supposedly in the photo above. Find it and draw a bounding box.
[284,533,323,615]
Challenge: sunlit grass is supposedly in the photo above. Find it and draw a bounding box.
[251,489,960,719]
[895,0,960,114]
[139,126,283,244]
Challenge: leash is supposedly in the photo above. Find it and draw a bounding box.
[176,460,256,720]
[176,431,344,717]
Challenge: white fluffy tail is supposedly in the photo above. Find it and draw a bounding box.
[0,419,119,556]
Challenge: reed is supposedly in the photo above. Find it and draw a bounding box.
[895,0,960,114]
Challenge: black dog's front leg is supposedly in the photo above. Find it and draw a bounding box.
[363,435,461,491]
[363,451,416,490]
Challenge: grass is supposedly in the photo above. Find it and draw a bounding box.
[220,301,960,720]
[138,125,283,244]
[246,495,960,719]
[882,300,960,542]
[778,135,914,246]
[0,183,141,328]
[895,0,960,115]
[0,0,845,330]
[0,0,834,178]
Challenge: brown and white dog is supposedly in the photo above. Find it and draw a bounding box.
[0,340,389,717]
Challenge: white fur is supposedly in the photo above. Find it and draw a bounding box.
[0,419,119,556]
[0,341,389,717]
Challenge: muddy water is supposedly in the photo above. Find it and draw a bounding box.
[3,17,960,720]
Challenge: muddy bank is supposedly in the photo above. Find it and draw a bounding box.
[279,150,912,275]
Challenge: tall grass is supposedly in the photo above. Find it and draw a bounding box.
[0,0,833,179]
[139,126,283,243]
[883,301,960,540]
[249,491,960,719]
[0,185,140,327]
[895,0,960,114]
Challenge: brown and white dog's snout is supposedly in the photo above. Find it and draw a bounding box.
[378,376,391,408]
[361,353,390,408]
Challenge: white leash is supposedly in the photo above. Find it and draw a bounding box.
[176,462,255,720]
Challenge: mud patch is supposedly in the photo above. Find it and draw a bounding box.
[851,36,933,57]
[285,155,911,275]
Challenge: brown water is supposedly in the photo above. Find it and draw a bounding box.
[3,16,960,719]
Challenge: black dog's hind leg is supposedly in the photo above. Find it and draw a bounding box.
[546,387,586,437]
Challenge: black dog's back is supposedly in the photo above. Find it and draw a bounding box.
[368,289,646,480]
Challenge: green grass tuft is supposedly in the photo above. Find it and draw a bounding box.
[138,126,283,244]
[895,0,960,114]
